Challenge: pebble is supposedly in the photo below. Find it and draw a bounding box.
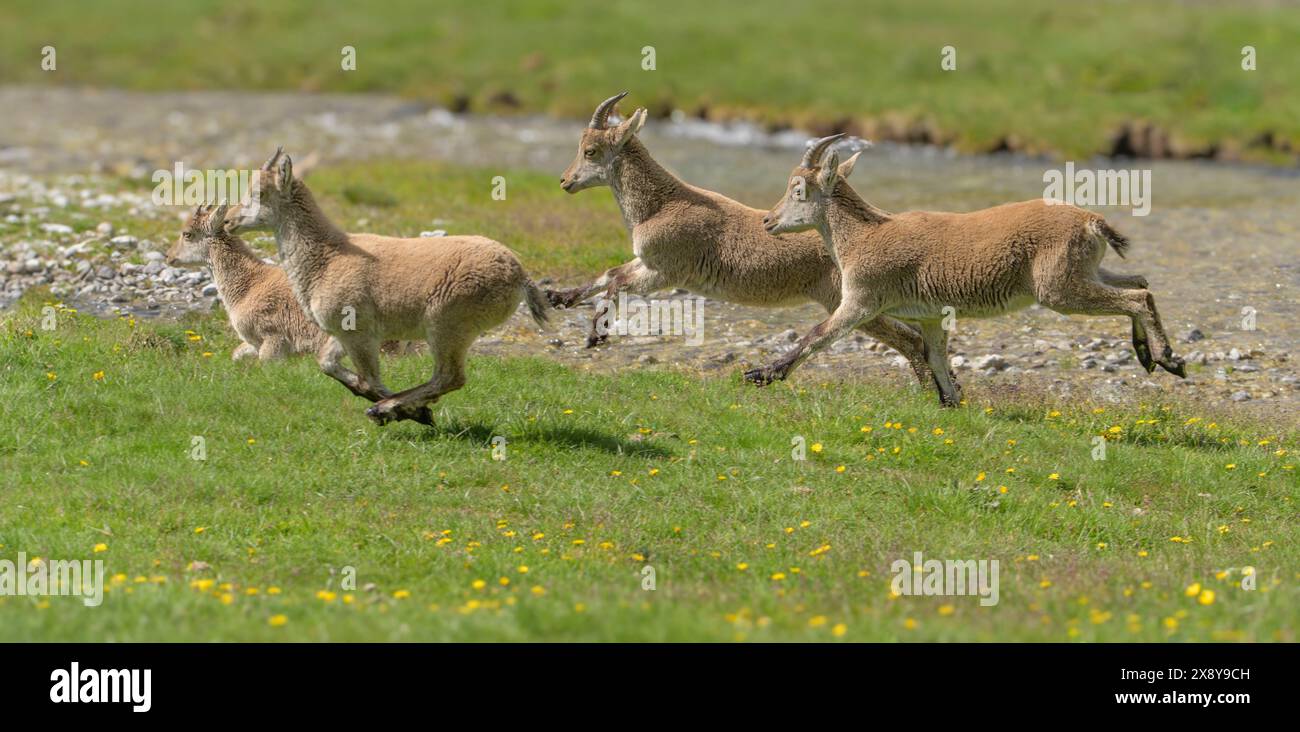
[974,354,1009,371]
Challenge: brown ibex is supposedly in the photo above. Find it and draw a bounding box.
[550,93,941,391]
[234,148,550,425]
[750,135,1185,406]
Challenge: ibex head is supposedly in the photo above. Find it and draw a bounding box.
[763,134,863,235]
[167,202,236,266]
[231,146,296,232]
[560,92,648,193]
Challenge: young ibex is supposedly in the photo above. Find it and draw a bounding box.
[234,148,551,425]
[550,92,941,390]
[167,202,326,361]
[749,134,1185,406]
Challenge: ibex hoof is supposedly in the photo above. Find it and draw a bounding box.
[1133,343,1155,373]
[1162,358,1187,379]
[410,406,435,426]
[744,367,778,386]
[365,404,398,426]
[545,289,579,309]
[585,333,608,349]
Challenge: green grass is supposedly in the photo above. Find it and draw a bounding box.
[1,161,1294,642]
[1,293,1294,641]
[3,0,1297,160]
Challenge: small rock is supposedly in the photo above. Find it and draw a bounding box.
[974,354,1008,371]
[637,354,658,365]
[1185,328,1205,342]
[96,222,114,237]
[419,230,446,238]
[40,223,74,235]
[109,235,138,250]
[143,251,165,262]
[201,283,219,297]
[1230,390,1251,402]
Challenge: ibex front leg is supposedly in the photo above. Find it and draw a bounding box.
[745,303,871,386]
[317,337,392,403]
[919,320,961,407]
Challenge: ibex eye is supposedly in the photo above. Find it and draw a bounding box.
[584,149,596,159]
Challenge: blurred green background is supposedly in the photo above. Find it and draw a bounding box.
[2,0,1297,159]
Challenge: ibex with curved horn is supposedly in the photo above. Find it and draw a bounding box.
[750,136,1184,405]
[551,93,943,391]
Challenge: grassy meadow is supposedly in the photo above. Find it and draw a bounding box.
[2,0,1297,160]
[0,154,1295,641]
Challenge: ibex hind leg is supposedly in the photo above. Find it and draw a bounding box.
[1095,268,1155,370]
[1041,280,1185,379]
[1129,317,1156,373]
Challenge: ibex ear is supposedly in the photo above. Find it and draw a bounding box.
[207,202,230,234]
[818,149,840,189]
[277,154,294,191]
[837,151,862,181]
[614,108,647,148]
[220,203,242,233]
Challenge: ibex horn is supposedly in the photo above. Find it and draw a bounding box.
[801,133,847,167]
[589,92,629,129]
[262,146,284,171]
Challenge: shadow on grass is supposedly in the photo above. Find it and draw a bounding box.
[412,419,673,458]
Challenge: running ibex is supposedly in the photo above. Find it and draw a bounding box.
[234,148,550,425]
[749,135,1185,406]
[550,93,940,390]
